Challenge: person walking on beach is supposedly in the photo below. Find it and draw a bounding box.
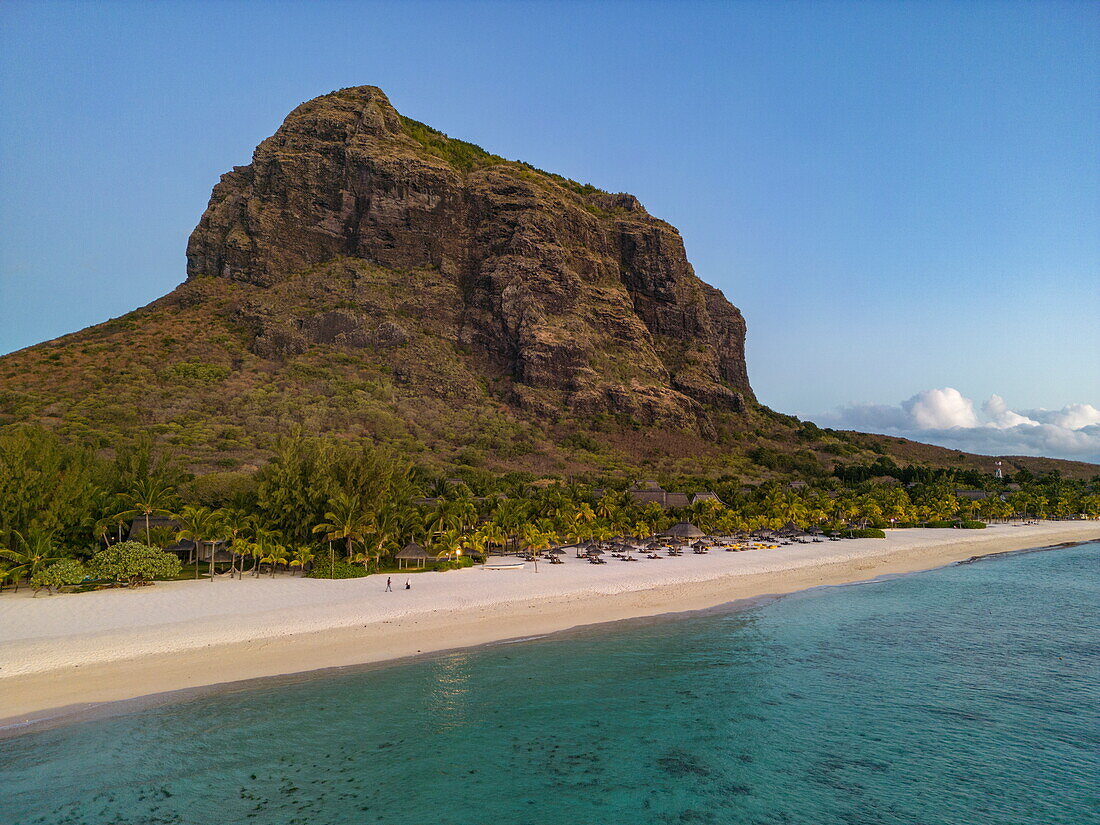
[385,577,392,592]
[405,579,411,590]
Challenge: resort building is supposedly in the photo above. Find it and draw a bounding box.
[626,481,689,509]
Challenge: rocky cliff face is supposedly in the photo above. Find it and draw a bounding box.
[186,86,752,431]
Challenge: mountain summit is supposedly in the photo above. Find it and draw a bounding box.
[186,86,752,429]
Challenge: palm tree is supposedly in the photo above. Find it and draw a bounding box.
[217,507,254,579]
[433,528,462,562]
[289,546,314,576]
[595,492,620,522]
[574,503,596,538]
[0,561,15,594]
[0,530,62,592]
[175,505,222,581]
[261,544,290,577]
[446,496,478,533]
[93,511,130,548]
[116,478,179,546]
[521,524,553,572]
[462,526,491,563]
[363,506,400,572]
[590,523,616,542]
[476,522,506,565]
[249,527,283,576]
[246,541,264,577]
[312,492,372,559]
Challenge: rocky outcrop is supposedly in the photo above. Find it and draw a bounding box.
[186,86,753,429]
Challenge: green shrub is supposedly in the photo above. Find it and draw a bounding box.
[160,361,231,384]
[835,528,887,539]
[87,541,181,586]
[747,446,824,476]
[924,520,957,529]
[307,556,370,579]
[561,432,601,452]
[960,520,987,529]
[399,115,502,172]
[435,556,475,572]
[30,558,87,594]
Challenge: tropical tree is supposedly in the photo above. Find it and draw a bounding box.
[520,524,554,571]
[313,492,372,559]
[93,511,131,548]
[218,507,255,578]
[595,492,622,522]
[260,543,290,577]
[116,478,179,546]
[476,522,506,564]
[433,528,462,561]
[87,541,181,586]
[30,558,87,595]
[248,527,283,576]
[175,505,222,581]
[0,529,63,591]
[289,546,314,576]
[0,425,105,552]
[254,432,336,545]
[362,505,401,571]
[0,561,16,594]
[459,530,485,562]
[244,541,263,577]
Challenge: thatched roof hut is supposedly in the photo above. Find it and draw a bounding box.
[126,514,179,541]
[691,491,725,506]
[661,521,705,539]
[776,522,804,537]
[396,542,432,569]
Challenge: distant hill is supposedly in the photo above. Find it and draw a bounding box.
[1,86,1095,481]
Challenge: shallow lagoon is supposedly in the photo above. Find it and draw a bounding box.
[5,542,1098,825]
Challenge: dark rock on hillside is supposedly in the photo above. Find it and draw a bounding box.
[187,86,753,430]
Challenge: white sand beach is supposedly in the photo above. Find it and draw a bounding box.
[1,521,1096,729]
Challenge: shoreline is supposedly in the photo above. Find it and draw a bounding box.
[1,522,1096,736]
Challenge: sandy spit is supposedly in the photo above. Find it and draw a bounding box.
[0,521,1096,730]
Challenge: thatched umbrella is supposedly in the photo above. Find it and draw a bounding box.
[549,547,566,555]
[586,547,604,556]
[396,542,431,569]
[662,522,705,539]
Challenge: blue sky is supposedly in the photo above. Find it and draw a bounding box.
[1,1,1097,459]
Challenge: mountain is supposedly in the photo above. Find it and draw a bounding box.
[186,86,752,428]
[0,86,1095,481]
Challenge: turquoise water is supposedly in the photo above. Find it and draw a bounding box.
[4,542,1098,825]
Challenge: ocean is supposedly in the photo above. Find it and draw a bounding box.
[4,541,1098,825]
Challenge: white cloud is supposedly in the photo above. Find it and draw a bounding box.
[981,394,1039,429]
[818,388,1100,464]
[903,387,981,429]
